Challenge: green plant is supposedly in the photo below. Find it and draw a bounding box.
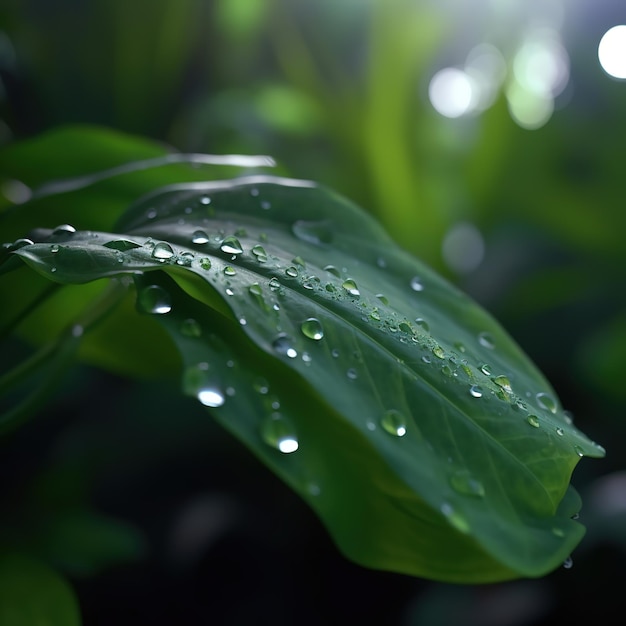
[0,126,605,615]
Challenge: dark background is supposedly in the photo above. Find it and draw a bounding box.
[1,0,625,624]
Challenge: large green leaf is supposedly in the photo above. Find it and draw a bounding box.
[1,173,604,583]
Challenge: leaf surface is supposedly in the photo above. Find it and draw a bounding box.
[4,175,605,582]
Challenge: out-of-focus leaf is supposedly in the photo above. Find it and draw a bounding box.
[5,175,605,583]
[0,553,81,626]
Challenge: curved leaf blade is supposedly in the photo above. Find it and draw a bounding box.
[9,176,605,582]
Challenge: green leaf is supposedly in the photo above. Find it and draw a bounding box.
[5,174,605,583]
[0,553,81,626]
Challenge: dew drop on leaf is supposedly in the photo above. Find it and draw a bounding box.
[199,257,212,270]
[269,277,281,291]
[176,251,195,266]
[285,266,299,278]
[300,318,324,340]
[52,223,76,236]
[536,392,558,414]
[224,266,236,276]
[342,279,360,296]
[180,318,202,337]
[251,245,268,262]
[410,276,424,292]
[526,415,540,428]
[50,244,60,253]
[432,346,446,359]
[192,230,209,244]
[493,375,512,393]
[380,409,407,437]
[449,469,485,498]
[200,195,211,205]
[415,318,429,331]
[376,294,389,305]
[272,334,298,358]
[323,264,341,277]
[152,241,175,260]
[478,331,495,349]
[469,385,483,398]
[183,363,225,408]
[261,413,299,453]
[137,284,172,314]
[220,236,243,255]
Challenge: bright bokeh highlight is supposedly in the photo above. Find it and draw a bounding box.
[598,25,626,79]
[428,68,475,118]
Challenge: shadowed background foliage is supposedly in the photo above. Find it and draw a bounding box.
[1,0,625,624]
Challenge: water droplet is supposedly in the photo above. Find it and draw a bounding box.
[380,409,407,437]
[415,318,429,332]
[261,413,299,454]
[526,415,540,428]
[250,187,259,197]
[137,284,172,314]
[441,364,453,377]
[323,265,341,277]
[225,288,234,296]
[432,346,446,359]
[421,355,431,364]
[469,385,483,398]
[183,363,225,407]
[224,266,236,276]
[300,318,324,340]
[180,318,202,337]
[285,266,299,278]
[192,230,209,244]
[176,251,194,266]
[342,279,360,296]
[292,220,333,245]
[220,236,243,255]
[454,341,466,353]
[11,238,34,250]
[555,427,564,436]
[536,392,558,414]
[370,309,381,321]
[574,445,584,457]
[52,224,76,236]
[493,375,512,393]
[410,276,424,292]
[450,470,485,497]
[269,277,281,291]
[331,349,340,358]
[346,368,358,380]
[152,242,175,260]
[440,503,471,534]
[200,195,211,205]
[199,257,212,270]
[478,331,495,349]
[479,363,492,376]
[563,410,574,425]
[50,244,60,253]
[376,294,389,305]
[249,283,263,296]
[260,200,271,210]
[272,334,298,358]
[563,556,573,569]
[251,245,268,262]
[292,256,306,267]
[552,527,565,538]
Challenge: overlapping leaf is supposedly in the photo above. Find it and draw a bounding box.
[2,174,605,582]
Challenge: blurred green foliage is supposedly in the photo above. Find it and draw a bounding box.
[1,0,625,624]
